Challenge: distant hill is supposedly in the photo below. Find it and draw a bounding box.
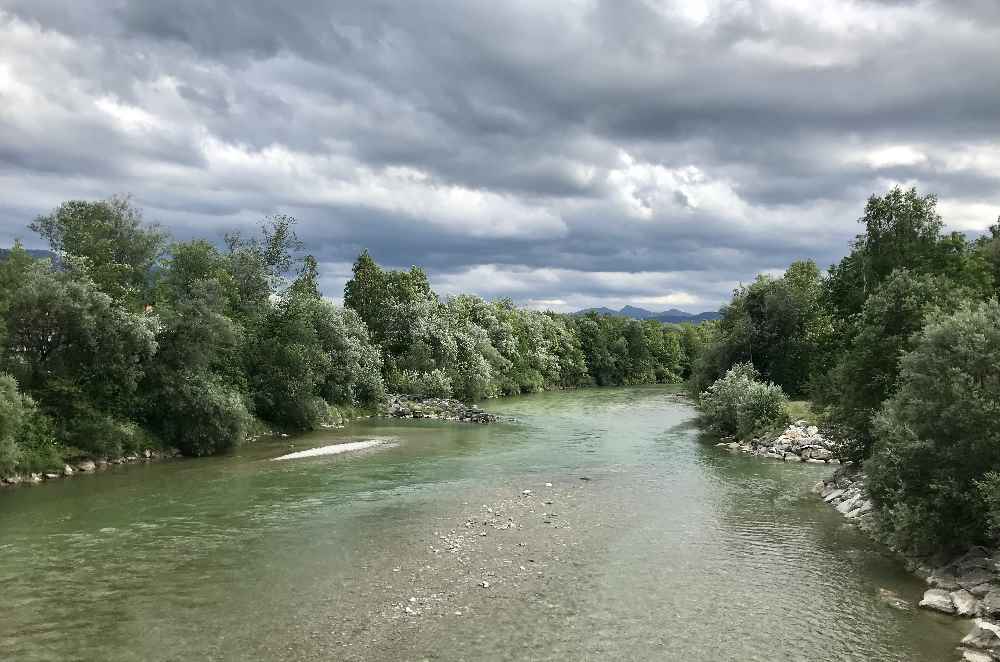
[573,305,721,324]
[0,247,56,261]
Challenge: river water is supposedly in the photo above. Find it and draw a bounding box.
[0,386,964,661]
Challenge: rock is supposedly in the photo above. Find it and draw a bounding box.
[845,503,869,519]
[63,464,74,476]
[28,473,42,483]
[479,581,490,588]
[981,590,1000,618]
[960,569,997,590]
[919,588,956,614]
[963,649,996,662]
[44,472,59,480]
[823,489,845,503]
[878,588,911,611]
[808,447,833,461]
[806,425,819,436]
[76,460,96,472]
[521,490,532,496]
[971,584,996,598]
[837,494,862,514]
[784,453,802,462]
[963,619,1000,650]
[953,590,981,617]
[928,570,962,591]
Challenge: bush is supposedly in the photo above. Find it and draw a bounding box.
[737,381,790,439]
[699,362,789,439]
[393,369,453,398]
[0,373,63,474]
[866,300,1000,552]
[0,373,27,474]
[148,373,251,456]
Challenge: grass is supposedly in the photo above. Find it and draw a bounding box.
[785,400,817,425]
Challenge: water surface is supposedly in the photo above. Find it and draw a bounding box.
[0,386,963,660]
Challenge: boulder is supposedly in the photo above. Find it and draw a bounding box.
[971,584,996,598]
[808,447,834,461]
[980,590,1000,618]
[846,500,874,519]
[928,570,961,591]
[837,494,862,514]
[63,464,74,476]
[962,649,995,662]
[919,588,956,614]
[76,459,97,472]
[953,589,981,617]
[823,489,846,503]
[960,569,997,590]
[963,619,1000,650]
[877,588,911,611]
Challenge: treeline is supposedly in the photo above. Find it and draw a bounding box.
[0,196,696,476]
[694,186,1000,553]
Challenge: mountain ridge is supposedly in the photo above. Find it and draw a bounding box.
[573,305,721,324]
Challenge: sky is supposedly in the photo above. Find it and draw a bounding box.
[2,0,999,313]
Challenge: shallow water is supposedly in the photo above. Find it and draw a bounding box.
[0,386,964,661]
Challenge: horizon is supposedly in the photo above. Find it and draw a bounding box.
[2,2,999,312]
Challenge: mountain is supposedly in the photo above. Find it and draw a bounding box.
[0,247,57,262]
[572,305,721,324]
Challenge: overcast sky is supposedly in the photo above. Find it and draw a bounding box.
[2,1,999,312]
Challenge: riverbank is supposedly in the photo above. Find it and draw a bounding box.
[817,470,1000,661]
[0,395,506,490]
[716,417,1000,661]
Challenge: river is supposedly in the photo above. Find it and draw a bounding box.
[0,386,965,661]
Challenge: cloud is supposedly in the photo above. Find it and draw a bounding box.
[1,1,999,311]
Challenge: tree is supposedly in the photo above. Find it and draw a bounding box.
[819,270,968,460]
[1,263,158,455]
[30,196,166,304]
[866,300,1000,552]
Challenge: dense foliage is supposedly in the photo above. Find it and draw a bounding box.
[0,197,693,474]
[865,301,1000,552]
[341,252,687,402]
[695,185,1000,551]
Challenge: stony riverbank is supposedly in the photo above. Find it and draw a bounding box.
[714,419,1000,660]
[381,394,505,424]
[0,447,179,488]
[818,471,1000,661]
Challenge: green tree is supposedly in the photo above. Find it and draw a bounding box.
[1,263,158,455]
[866,300,1000,552]
[820,270,968,460]
[30,196,166,304]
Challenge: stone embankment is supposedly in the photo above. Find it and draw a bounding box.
[716,420,842,464]
[382,394,504,424]
[0,447,179,488]
[818,470,1000,661]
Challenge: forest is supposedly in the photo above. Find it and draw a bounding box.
[693,186,1000,553]
[0,196,698,476]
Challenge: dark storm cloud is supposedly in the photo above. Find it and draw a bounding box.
[1,0,999,311]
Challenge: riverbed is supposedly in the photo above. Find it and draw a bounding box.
[0,386,965,660]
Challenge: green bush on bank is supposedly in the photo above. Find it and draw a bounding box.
[698,362,790,440]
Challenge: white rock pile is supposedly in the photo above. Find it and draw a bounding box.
[715,420,841,464]
[383,394,504,424]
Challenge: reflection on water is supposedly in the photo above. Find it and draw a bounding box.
[0,386,964,660]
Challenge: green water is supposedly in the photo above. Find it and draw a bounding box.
[0,386,964,661]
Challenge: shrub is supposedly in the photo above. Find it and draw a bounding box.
[394,369,453,398]
[699,362,789,438]
[866,300,1000,552]
[149,373,251,456]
